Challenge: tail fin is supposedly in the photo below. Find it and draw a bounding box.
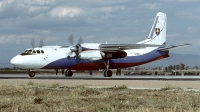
[146,12,167,45]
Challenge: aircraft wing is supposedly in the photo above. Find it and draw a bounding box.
[158,44,191,51]
[99,44,164,51]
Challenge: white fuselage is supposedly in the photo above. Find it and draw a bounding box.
[10,43,168,70]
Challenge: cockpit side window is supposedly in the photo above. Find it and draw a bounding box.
[41,50,44,54]
[32,50,36,53]
[36,50,40,54]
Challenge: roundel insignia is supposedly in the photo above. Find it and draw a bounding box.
[155,28,160,35]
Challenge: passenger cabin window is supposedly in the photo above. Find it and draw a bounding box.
[36,50,40,54]
[41,50,44,54]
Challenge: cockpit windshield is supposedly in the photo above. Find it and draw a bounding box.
[27,50,32,53]
[24,50,28,53]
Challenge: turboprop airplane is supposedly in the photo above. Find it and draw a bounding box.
[10,12,190,77]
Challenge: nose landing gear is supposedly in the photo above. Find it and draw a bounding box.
[28,70,35,78]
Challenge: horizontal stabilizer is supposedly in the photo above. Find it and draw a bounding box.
[158,44,191,51]
[99,44,165,51]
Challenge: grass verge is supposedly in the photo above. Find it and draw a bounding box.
[0,84,199,111]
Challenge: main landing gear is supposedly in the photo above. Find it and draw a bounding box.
[103,59,112,77]
[55,69,74,77]
[103,69,112,77]
[65,70,73,77]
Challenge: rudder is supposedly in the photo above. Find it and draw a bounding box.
[147,12,167,45]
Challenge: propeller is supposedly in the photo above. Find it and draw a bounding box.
[77,36,83,44]
[30,38,44,49]
[67,34,84,59]
[68,34,74,45]
[39,39,44,47]
[30,38,35,48]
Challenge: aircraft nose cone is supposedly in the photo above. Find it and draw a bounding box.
[10,55,23,66]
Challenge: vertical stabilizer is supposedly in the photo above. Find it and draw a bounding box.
[147,12,167,45]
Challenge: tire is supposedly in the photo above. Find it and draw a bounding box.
[106,70,112,77]
[29,71,35,78]
[103,70,107,77]
[65,70,73,77]
[103,70,112,77]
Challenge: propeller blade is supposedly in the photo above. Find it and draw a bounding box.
[31,38,35,48]
[77,36,83,44]
[39,39,44,47]
[68,34,74,45]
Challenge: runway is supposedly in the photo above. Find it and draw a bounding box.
[1,74,200,89]
[1,74,200,80]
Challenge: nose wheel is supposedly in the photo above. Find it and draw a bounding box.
[28,70,35,78]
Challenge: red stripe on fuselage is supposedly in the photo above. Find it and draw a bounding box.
[67,53,169,70]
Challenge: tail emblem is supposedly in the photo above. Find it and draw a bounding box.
[155,28,160,35]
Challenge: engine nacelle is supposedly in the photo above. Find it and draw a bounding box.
[79,51,102,61]
[100,51,127,59]
[79,51,127,60]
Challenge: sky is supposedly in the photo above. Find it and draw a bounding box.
[0,0,200,67]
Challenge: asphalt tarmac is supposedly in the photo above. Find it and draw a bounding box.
[1,74,200,80]
[1,74,200,89]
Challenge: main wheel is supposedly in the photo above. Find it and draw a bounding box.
[103,70,107,77]
[65,70,73,77]
[106,70,112,77]
[103,70,112,77]
[29,71,35,78]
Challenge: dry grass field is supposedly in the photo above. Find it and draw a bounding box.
[0,81,200,112]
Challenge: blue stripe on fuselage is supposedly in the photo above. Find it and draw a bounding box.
[42,49,169,69]
[42,58,82,69]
